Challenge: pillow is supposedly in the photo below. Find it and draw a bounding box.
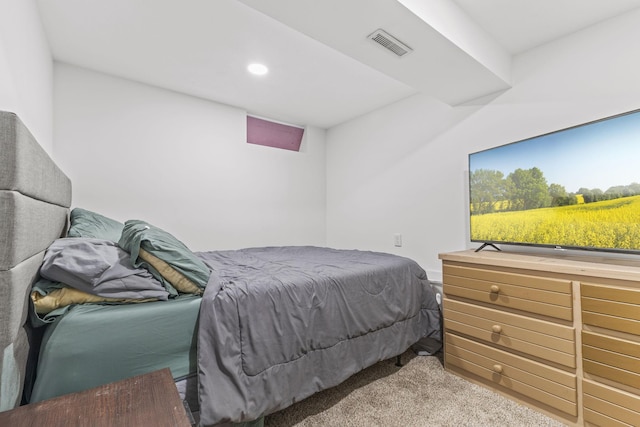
[118,220,210,294]
[138,248,202,295]
[68,208,124,242]
[39,238,171,300]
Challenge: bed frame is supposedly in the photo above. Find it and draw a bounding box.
[0,111,71,411]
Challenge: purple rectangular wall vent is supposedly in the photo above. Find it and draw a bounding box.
[247,115,304,152]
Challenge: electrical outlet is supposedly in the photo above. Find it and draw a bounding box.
[394,233,402,247]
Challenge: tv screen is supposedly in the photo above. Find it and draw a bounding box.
[469,108,640,254]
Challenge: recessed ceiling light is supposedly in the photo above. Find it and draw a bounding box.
[247,63,268,76]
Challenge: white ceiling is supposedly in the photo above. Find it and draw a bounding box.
[451,0,640,54]
[36,0,640,129]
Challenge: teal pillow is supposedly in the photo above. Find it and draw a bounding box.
[67,208,124,242]
[118,220,211,293]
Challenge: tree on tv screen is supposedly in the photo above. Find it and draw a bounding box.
[470,167,640,215]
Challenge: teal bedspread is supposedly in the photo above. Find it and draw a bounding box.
[29,294,201,403]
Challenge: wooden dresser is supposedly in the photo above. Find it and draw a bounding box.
[440,250,640,427]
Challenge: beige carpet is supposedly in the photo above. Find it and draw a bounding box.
[264,351,565,427]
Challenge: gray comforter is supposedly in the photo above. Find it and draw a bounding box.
[196,246,441,425]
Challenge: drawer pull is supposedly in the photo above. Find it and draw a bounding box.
[490,285,500,293]
[491,325,502,334]
[492,364,503,374]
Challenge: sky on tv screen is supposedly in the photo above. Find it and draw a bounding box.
[470,110,640,194]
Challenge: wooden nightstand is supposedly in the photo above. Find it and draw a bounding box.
[0,368,191,427]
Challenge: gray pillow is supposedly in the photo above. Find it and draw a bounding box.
[39,238,169,300]
[67,208,124,242]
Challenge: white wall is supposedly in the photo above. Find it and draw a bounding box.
[326,9,640,281]
[0,0,53,153]
[54,63,326,251]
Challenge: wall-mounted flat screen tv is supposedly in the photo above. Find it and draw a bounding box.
[469,108,640,254]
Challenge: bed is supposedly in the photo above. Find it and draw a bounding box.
[0,110,442,426]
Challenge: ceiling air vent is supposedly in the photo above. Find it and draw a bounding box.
[367,29,413,57]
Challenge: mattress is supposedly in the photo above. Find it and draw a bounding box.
[29,294,201,403]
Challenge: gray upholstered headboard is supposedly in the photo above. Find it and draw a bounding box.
[0,111,71,411]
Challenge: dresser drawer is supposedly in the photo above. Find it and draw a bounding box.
[443,263,573,320]
[444,298,575,368]
[583,379,640,427]
[582,330,640,389]
[445,332,577,416]
[582,283,640,336]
